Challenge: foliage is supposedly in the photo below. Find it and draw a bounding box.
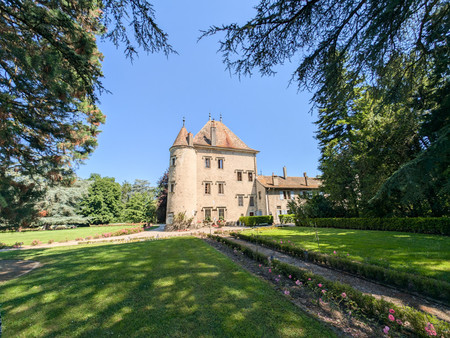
[288,195,342,219]
[233,232,450,302]
[81,174,122,224]
[294,217,450,236]
[239,215,273,226]
[34,177,92,227]
[155,169,168,223]
[278,214,295,224]
[204,0,449,217]
[210,234,450,337]
[0,0,174,226]
[120,180,157,223]
[165,212,193,231]
[0,238,333,337]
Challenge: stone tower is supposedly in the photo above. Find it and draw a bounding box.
[166,124,197,224]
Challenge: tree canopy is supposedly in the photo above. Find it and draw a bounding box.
[0,0,173,226]
[205,0,449,216]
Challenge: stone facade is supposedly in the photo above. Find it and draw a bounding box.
[166,119,321,225]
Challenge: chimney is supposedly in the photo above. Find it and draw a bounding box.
[283,166,287,179]
[210,121,217,146]
[272,172,279,186]
[303,172,308,186]
[187,132,194,146]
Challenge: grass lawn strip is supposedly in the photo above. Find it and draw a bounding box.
[0,225,142,246]
[0,237,334,337]
[208,235,450,337]
[242,226,450,282]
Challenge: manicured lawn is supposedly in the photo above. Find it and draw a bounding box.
[0,225,142,246]
[243,227,450,282]
[0,237,334,337]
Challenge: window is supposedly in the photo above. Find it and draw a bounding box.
[249,196,254,206]
[258,191,262,200]
[249,212,254,216]
[218,183,224,194]
[171,157,176,166]
[204,208,211,220]
[283,191,291,200]
[248,172,253,181]
[218,159,224,169]
[205,183,211,194]
[170,183,175,193]
[238,196,244,206]
[205,158,211,168]
[237,172,242,181]
[218,208,225,219]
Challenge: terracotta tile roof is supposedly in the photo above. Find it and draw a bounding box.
[257,175,321,189]
[171,126,189,147]
[193,120,257,152]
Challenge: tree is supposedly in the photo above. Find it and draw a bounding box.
[121,179,157,223]
[204,0,449,216]
[0,0,174,227]
[81,174,122,224]
[155,169,168,223]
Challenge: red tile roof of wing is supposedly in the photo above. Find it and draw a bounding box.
[193,120,257,152]
[257,175,321,189]
[171,126,189,147]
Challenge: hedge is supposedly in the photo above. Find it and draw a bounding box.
[208,234,449,337]
[294,217,450,235]
[239,215,273,226]
[233,233,450,303]
[279,214,295,224]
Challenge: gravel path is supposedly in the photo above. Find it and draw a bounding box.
[225,236,450,322]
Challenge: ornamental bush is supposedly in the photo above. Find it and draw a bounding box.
[279,214,295,224]
[294,217,450,235]
[239,215,273,226]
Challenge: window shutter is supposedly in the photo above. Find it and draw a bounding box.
[279,191,284,200]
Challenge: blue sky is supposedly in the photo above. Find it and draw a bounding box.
[75,1,321,185]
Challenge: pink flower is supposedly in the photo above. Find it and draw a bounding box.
[396,319,402,325]
[295,280,301,285]
[388,314,395,321]
[333,250,337,254]
[383,326,390,334]
[289,275,292,279]
[322,290,326,294]
[318,283,322,287]
[347,253,349,256]
[341,292,347,298]
[278,275,281,278]
[259,264,262,267]
[389,309,395,314]
[280,241,283,244]
[284,290,290,295]
[308,278,311,281]
[269,269,272,273]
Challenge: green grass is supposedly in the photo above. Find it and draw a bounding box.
[244,227,450,282]
[0,237,334,337]
[0,225,142,246]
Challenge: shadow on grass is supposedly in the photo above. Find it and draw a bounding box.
[0,238,332,337]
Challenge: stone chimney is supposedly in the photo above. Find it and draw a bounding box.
[283,166,287,179]
[210,121,217,146]
[187,132,194,146]
[272,172,279,186]
[303,172,308,186]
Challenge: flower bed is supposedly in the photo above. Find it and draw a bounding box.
[232,232,450,303]
[208,234,449,337]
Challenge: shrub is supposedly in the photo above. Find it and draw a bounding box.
[13,242,23,248]
[294,217,450,235]
[233,233,450,303]
[239,215,274,226]
[279,214,295,224]
[48,239,55,244]
[30,239,42,246]
[0,242,7,249]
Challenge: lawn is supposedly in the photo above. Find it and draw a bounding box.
[0,237,334,337]
[0,225,143,246]
[243,227,450,282]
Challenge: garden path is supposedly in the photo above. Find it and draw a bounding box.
[223,236,450,322]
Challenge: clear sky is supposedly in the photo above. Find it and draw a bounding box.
[75,0,321,185]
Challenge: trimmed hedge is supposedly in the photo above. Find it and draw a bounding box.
[209,234,449,337]
[294,217,450,235]
[239,215,273,226]
[233,233,450,303]
[279,214,295,224]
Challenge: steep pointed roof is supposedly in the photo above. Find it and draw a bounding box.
[193,120,258,152]
[171,126,189,147]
